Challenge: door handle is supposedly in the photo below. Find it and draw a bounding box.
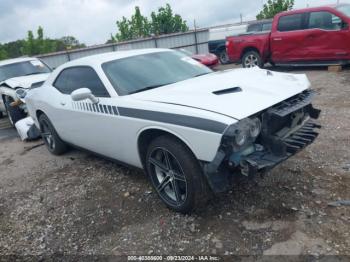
[273,38,282,41]
[60,102,66,106]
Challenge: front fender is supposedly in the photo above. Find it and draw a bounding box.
[137,125,223,163]
[0,86,17,101]
[0,86,18,112]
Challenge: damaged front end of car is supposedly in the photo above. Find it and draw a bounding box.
[203,89,321,193]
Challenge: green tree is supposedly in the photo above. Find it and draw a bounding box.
[150,4,188,35]
[114,4,189,42]
[257,0,294,20]
[0,26,86,60]
[23,30,36,55]
[116,17,135,42]
[0,46,8,60]
[131,7,151,38]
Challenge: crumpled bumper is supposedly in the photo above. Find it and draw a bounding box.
[240,120,321,176]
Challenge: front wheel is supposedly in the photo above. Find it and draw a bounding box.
[242,51,263,68]
[218,49,230,65]
[146,135,209,213]
[39,114,68,155]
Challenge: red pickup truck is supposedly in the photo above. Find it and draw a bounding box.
[226,4,350,68]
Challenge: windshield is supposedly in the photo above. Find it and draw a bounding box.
[0,60,51,82]
[102,51,212,95]
[336,5,350,17]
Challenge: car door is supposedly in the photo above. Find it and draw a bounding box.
[270,13,309,63]
[304,11,349,61]
[51,66,120,157]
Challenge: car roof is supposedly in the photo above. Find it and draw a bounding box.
[0,57,37,67]
[277,4,346,16]
[59,48,172,69]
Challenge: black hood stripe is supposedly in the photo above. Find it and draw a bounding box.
[118,107,228,134]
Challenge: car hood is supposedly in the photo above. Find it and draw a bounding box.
[131,68,310,120]
[0,73,50,89]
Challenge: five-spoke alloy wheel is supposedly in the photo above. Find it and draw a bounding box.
[146,135,209,213]
[149,147,188,207]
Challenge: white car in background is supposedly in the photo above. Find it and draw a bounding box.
[24,49,320,213]
[0,57,51,125]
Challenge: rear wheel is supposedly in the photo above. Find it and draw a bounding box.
[39,114,68,155]
[146,135,209,213]
[4,97,26,126]
[242,51,263,68]
[218,49,230,65]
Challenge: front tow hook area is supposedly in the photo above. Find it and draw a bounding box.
[240,159,259,177]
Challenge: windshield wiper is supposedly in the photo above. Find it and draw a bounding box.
[24,72,45,76]
[130,83,173,94]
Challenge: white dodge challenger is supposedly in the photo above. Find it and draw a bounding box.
[24,49,321,213]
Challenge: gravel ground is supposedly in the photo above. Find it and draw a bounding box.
[0,65,349,260]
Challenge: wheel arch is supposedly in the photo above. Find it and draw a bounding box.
[240,46,260,60]
[137,127,198,168]
[36,109,45,120]
[216,44,226,53]
[0,85,17,102]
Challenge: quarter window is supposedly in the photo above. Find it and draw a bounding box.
[278,14,304,31]
[262,22,272,31]
[54,67,109,97]
[247,23,262,32]
[308,11,343,30]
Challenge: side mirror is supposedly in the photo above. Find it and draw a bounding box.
[15,88,27,100]
[71,88,99,104]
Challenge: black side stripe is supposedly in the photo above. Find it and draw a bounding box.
[118,107,227,134]
[99,104,104,113]
[73,102,119,116]
[112,106,118,115]
[103,105,108,114]
[70,103,225,134]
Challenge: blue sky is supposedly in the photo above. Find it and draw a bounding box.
[0,0,348,45]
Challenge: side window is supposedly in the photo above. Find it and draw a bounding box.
[54,67,110,97]
[262,22,272,31]
[308,11,343,30]
[53,69,76,94]
[247,23,262,32]
[278,14,304,32]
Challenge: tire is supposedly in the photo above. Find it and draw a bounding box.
[218,49,230,65]
[39,114,68,155]
[242,51,263,68]
[4,97,26,126]
[145,135,210,213]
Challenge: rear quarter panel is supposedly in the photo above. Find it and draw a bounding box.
[226,33,271,63]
